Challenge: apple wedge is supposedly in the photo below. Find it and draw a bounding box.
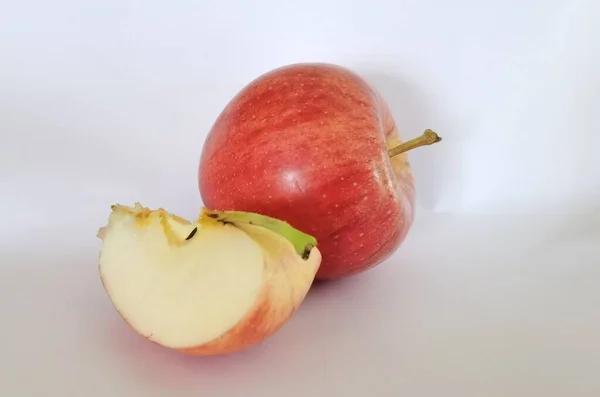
[97,203,321,355]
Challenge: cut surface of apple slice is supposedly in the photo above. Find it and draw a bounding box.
[97,203,321,355]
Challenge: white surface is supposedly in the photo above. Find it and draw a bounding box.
[1,0,599,396]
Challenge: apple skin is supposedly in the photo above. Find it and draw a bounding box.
[198,63,415,280]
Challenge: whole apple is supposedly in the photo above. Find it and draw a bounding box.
[198,63,439,280]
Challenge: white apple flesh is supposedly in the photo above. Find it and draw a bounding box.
[97,203,321,355]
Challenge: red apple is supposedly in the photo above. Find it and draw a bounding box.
[198,63,439,280]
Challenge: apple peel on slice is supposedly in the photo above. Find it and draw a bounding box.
[97,203,321,356]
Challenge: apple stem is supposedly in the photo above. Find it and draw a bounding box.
[387,129,442,158]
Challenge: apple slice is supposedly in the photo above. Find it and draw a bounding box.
[97,203,321,356]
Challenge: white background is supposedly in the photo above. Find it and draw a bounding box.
[1,0,599,395]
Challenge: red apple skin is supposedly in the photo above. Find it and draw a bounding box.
[198,63,415,280]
